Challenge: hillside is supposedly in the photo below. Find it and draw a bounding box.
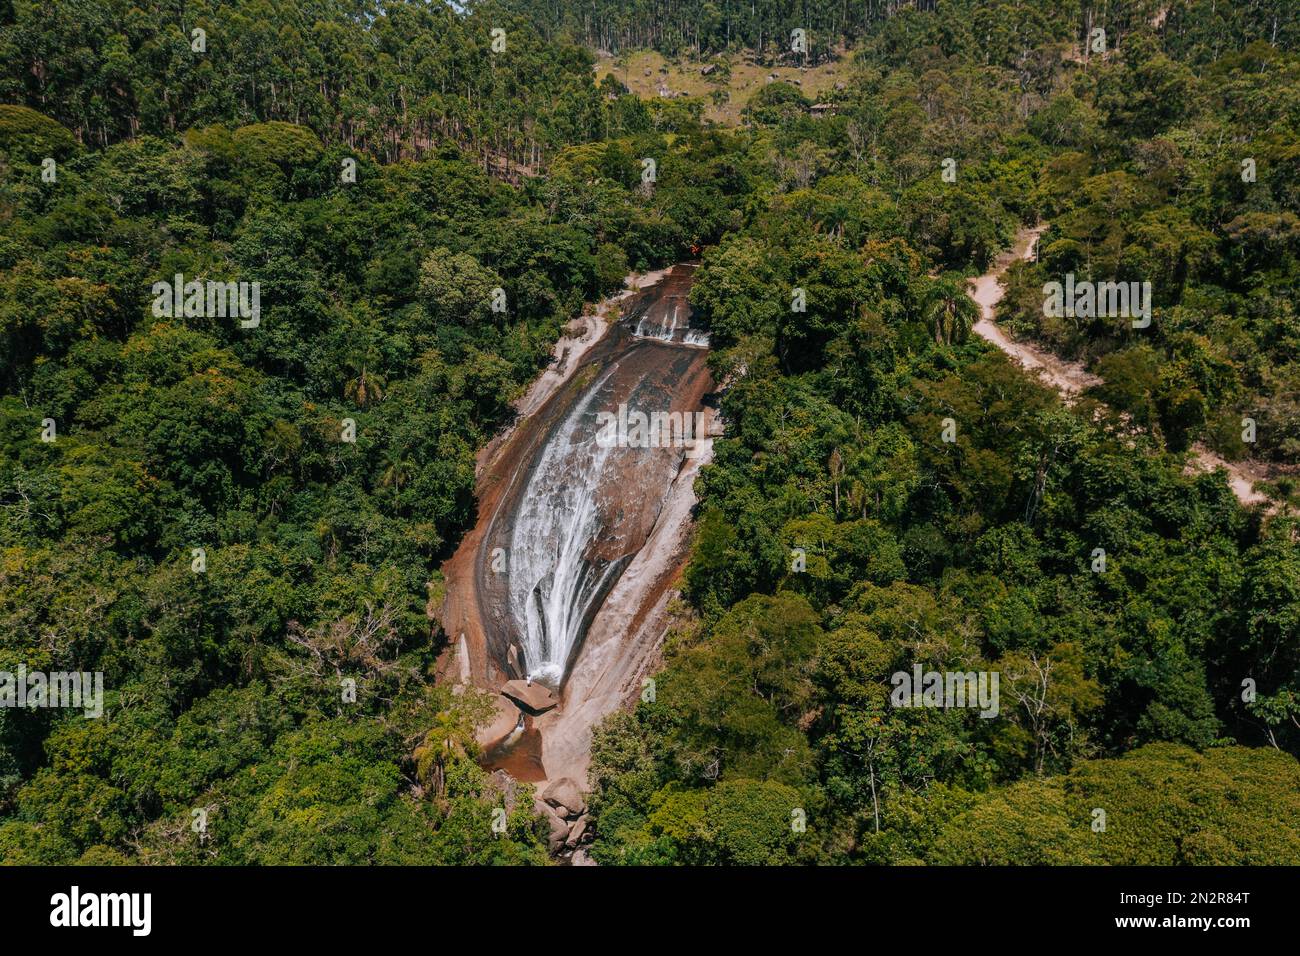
[594,49,846,125]
[1,0,1299,873]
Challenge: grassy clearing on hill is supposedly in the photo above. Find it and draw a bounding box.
[594,49,846,125]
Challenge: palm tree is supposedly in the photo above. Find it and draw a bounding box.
[924,275,979,345]
[344,364,386,408]
[340,311,387,407]
[414,710,470,804]
[379,446,416,495]
[829,447,843,515]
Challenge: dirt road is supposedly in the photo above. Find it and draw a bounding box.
[969,224,1102,397]
[968,224,1274,508]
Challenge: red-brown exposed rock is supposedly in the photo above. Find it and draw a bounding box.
[501,679,558,714]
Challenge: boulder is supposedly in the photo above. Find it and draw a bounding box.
[535,799,569,854]
[542,777,587,817]
[566,816,589,848]
[571,848,597,866]
[501,679,558,714]
[475,695,522,747]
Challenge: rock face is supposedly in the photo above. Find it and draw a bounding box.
[501,679,558,714]
[442,265,712,784]
[541,777,587,817]
[475,695,522,748]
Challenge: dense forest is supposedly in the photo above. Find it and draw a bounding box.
[0,0,646,174]
[0,0,752,863]
[2,0,1299,865]
[501,0,1297,64]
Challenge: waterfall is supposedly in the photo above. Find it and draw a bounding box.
[458,263,716,781]
[488,264,709,690]
[628,293,710,346]
[506,366,626,685]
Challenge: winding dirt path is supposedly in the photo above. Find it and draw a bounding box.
[1185,444,1272,507]
[969,224,1101,397]
[968,225,1276,509]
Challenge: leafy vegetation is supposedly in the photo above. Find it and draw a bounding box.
[2,0,1298,865]
[0,2,751,863]
[584,2,1300,864]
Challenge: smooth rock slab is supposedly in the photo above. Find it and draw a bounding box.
[501,679,559,714]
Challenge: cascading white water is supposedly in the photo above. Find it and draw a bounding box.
[635,303,681,339]
[506,366,625,685]
[631,303,710,347]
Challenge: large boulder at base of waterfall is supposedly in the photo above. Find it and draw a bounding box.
[475,695,522,747]
[542,777,587,816]
[572,848,596,866]
[501,679,558,714]
[536,799,569,853]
